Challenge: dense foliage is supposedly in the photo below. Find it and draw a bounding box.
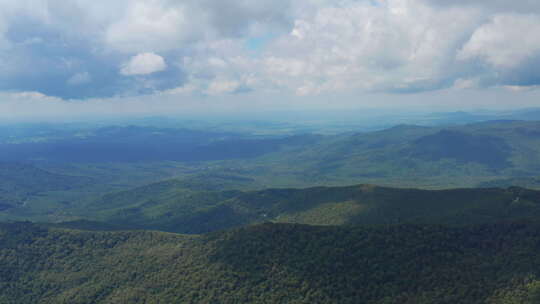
[1,221,540,303]
[55,183,540,234]
[2,120,540,303]
[0,163,91,211]
[5,120,540,223]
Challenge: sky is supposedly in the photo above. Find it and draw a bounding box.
[1,0,540,120]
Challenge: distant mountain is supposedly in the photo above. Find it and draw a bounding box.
[409,130,511,168]
[0,125,320,162]
[3,120,540,189]
[58,182,540,234]
[478,177,540,189]
[241,120,540,188]
[2,221,539,303]
[4,120,540,223]
[0,162,92,211]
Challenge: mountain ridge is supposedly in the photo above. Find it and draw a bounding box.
[51,182,540,234]
[1,220,540,303]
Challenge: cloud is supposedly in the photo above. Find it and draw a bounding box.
[181,0,482,95]
[120,53,167,76]
[458,14,540,68]
[105,1,198,54]
[206,79,241,95]
[177,0,540,96]
[0,0,295,99]
[0,0,540,111]
[198,0,293,37]
[422,0,540,13]
[67,72,92,85]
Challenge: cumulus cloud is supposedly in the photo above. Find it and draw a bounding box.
[105,1,198,54]
[120,53,167,76]
[0,0,540,112]
[182,0,482,95]
[458,14,540,68]
[177,0,540,96]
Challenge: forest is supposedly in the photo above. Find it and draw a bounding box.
[2,118,540,302]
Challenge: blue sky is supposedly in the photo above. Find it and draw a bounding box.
[1,0,540,120]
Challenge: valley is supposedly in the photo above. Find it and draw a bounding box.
[2,117,540,303]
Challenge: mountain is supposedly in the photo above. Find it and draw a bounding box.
[1,221,539,303]
[0,162,92,211]
[4,120,540,224]
[4,120,540,303]
[56,182,540,234]
[235,120,540,189]
[478,177,540,189]
[4,120,540,191]
[0,125,320,162]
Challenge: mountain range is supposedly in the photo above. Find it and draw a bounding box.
[2,119,540,302]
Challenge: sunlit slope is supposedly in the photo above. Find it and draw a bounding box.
[1,221,540,303]
[63,182,540,233]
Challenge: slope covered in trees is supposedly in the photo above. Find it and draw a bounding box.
[4,120,540,224]
[0,163,92,211]
[214,120,540,189]
[60,183,540,234]
[1,221,539,303]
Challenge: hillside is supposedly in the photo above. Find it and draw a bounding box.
[0,163,92,212]
[6,120,540,190]
[57,183,540,234]
[1,221,539,303]
[235,120,540,188]
[3,120,540,224]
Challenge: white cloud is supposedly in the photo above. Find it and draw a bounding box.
[458,14,540,68]
[422,0,540,14]
[10,91,55,100]
[67,72,92,85]
[180,0,482,95]
[206,79,241,95]
[1,0,540,112]
[105,1,199,54]
[502,85,540,92]
[120,52,167,76]
[453,78,479,90]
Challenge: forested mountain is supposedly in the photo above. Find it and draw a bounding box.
[3,121,540,228]
[2,120,540,303]
[0,125,320,162]
[1,221,539,303]
[2,120,540,190]
[247,120,540,188]
[55,183,540,234]
[0,163,92,211]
